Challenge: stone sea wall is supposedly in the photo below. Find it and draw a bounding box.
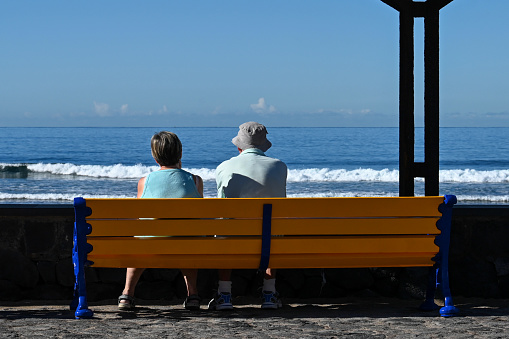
[1,204,508,302]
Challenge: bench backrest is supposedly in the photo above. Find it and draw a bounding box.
[73,196,455,270]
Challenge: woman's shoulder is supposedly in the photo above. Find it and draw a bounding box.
[176,168,195,176]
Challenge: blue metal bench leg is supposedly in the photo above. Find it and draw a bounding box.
[72,197,94,319]
[437,262,459,317]
[72,240,93,319]
[435,195,459,317]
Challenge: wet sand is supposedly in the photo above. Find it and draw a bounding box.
[1,296,509,338]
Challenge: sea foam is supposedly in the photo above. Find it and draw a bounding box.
[0,193,132,202]
[1,163,508,183]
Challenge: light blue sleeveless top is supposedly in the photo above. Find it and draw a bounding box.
[140,169,201,198]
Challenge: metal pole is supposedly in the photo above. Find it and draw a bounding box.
[399,4,415,197]
[424,4,440,196]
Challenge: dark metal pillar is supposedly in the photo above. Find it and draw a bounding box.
[381,0,453,196]
[423,2,443,196]
[399,2,415,197]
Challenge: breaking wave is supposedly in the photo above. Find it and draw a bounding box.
[1,163,509,183]
[0,193,132,202]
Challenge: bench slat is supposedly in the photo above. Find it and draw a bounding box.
[85,197,444,219]
[274,218,439,235]
[88,217,440,236]
[88,219,261,236]
[269,253,436,268]
[87,253,436,269]
[88,254,261,269]
[87,235,438,255]
[272,236,438,254]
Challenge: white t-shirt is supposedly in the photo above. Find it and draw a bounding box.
[215,148,287,198]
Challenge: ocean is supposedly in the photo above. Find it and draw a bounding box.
[1,127,508,205]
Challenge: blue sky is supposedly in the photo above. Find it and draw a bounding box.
[1,0,508,127]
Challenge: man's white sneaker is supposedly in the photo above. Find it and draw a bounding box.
[208,292,234,310]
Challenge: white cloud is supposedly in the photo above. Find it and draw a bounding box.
[315,108,353,115]
[315,108,372,115]
[250,97,276,114]
[120,104,128,114]
[157,105,168,114]
[93,101,111,116]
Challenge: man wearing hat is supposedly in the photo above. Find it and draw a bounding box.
[209,121,287,310]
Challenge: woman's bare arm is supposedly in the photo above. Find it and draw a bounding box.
[137,177,146,198]
[193,175,204,197]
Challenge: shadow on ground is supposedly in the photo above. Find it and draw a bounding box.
[2,296,509,321]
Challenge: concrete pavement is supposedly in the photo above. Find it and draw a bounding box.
[1,296,509,338]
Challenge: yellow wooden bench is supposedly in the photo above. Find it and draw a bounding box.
[71,195,458,319]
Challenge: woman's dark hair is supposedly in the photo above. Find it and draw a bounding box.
[150,131,182,166]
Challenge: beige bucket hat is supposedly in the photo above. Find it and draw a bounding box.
[232,121,272,152]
